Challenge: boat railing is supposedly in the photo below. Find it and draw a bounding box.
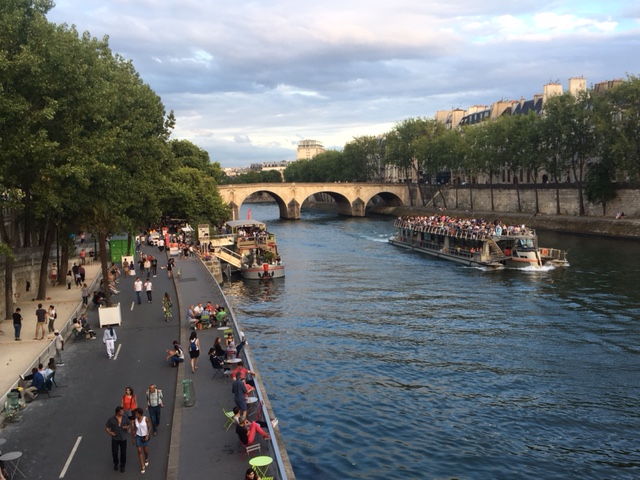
[394,220,536,240]
[539,247,567,261]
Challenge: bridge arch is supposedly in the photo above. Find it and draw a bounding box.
[218,183,410,220]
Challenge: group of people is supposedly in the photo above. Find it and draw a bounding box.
[397,214,533,239]
[20,303,59,341]
[72,313,97,339]
[19,359,58,401]
[105,384,164,474]
[187,301,228,330]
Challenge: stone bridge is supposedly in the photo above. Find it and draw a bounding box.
[217,183,411,220]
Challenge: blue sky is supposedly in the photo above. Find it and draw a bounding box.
[46,1,640,168]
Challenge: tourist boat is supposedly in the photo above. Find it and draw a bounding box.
[389,216,568,269]
[210,219,285,279]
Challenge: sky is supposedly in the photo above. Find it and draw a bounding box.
[46,1,640,168]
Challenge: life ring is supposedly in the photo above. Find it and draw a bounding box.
[541,248,549,256]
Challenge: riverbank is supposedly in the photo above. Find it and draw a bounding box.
[370,206,640,239]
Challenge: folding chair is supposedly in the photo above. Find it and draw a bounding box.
[240,442,261,458]
[222,406,235,431]
[210,354,224,379]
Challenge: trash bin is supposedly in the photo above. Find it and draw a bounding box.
[182,379,195,407]
[5,391,21,420]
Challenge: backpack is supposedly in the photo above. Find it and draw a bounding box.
[190,339,197,352]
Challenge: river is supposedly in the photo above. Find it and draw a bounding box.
[224,203,640,480]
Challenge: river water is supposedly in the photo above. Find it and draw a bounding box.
[225,203,640,480]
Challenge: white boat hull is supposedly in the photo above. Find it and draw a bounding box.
[241,264,285,280]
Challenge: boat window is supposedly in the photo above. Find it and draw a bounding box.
[517,238,535,249]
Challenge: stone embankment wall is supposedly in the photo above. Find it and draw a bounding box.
[0,248,46,319]
[418,185,640,218]
[372,186,640,239]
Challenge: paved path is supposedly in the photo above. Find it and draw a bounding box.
[0,244,291,479]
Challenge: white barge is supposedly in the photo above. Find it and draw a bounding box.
[211,219,285,279]
[389,216,568,269]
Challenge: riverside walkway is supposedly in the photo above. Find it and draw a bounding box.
[0,242,294,479]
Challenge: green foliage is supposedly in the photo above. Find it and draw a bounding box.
[223,169,283,184]
[283,151,347,182]
[342,135,385,181]
[584,162,617,214]
[385,118,442,180]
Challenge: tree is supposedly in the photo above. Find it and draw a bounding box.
[343,135,385,182]
[584,162,617,215]
[385,118,444,205]
[604,75,640,181]
[416,128,464,209]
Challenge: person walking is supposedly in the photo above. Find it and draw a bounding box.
[188,331,200,373]
[50,262,58,286]
[146,384,163,436]
[54,330,64,366]
[166,258,173,278]
[162,293,172,322]
[12,307,22,341]
[66,270,73,289]
[47,305,57,334]
[103,324,117,359]
[134,277,143,305]
[105,406,131,473]
[121,386,138,420]
[151,256,158,277]
[143,257,151,278]
[132,408,151,474]
[81,283,90,306]
[34,303,47,340]
[144,278,153,303]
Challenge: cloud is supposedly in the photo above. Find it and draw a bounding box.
[47,0,640,167]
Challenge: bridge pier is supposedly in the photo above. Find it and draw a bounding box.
[351,198,366,217]
[282,199,300,220]
[228,202,240,221]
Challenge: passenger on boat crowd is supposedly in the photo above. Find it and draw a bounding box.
[397,215,532,238]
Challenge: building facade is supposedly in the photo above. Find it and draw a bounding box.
[296,139,325,160]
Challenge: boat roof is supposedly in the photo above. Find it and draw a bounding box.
[225,219,267,228]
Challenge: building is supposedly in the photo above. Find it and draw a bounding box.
[249,160,292,180]
[296,139,325,160]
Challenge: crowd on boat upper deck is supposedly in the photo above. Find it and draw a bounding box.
[397,215,533,239]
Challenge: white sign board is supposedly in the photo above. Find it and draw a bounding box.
[99,303,122,327]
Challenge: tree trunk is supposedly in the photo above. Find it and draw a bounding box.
[37,221,56,300]
[4,256,14,320]
[437,188,447,210]
[0,210,16,320]
[489,172,495,211]
[514,175,522,213]
[469,184,474,210]
[554,177,561,215]
[60,239,69,287]
[455,184,459,210]
[98,229,112,307]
